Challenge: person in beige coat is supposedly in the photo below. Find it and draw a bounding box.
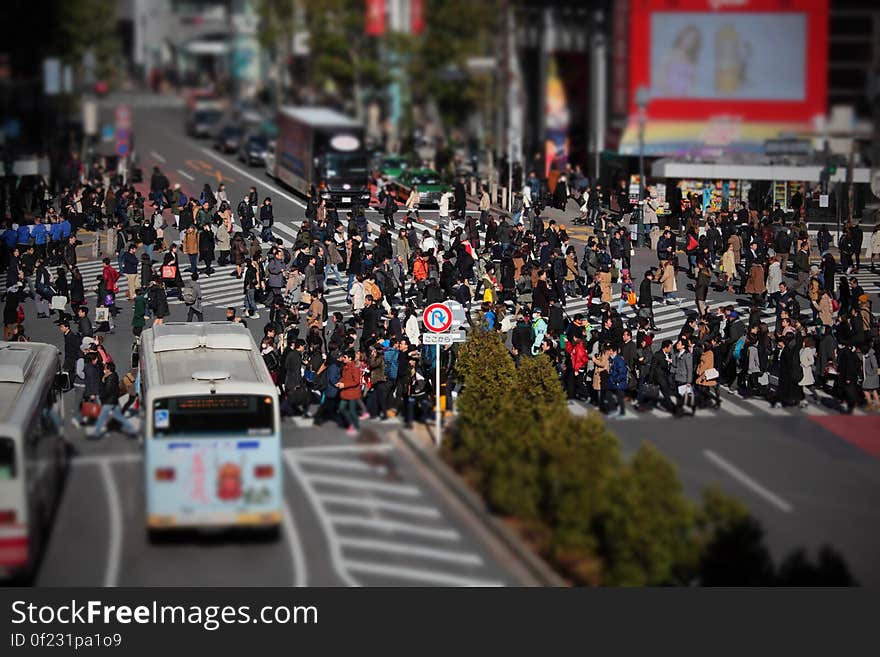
[867,225,880,271]
[719,243,737,292]
[812,288,833,327]
[596,267,613,303]
[695,339,720,407]
[591,347,609,406]
[727,232,743,267]
[658,259,679,305]
[405,185,421,221]
[649,224,661,252]
[744,261,766,303]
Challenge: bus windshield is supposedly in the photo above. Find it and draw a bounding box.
[325,153,368,177]
[410,172,439,186]
[152,395,275,438]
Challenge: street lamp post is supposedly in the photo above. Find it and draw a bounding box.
[635,86,650,245]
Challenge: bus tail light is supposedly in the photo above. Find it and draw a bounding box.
[254,465,274,479]
[0,510,16,524]
[154,468,175,482]
[0,535,28,568]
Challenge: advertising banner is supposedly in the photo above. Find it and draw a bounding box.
[629,0,828,122]
[544,58,569,179]
[365,0,385,36]
[411,0,425,35]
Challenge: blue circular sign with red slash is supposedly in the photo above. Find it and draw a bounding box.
[423,303,453,333]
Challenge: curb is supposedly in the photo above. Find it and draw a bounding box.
[394,427,567,587]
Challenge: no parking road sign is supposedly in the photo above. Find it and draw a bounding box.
[423,303,453,333]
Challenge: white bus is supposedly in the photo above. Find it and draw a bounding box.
[139,323,282,540]
[0,342,68,582]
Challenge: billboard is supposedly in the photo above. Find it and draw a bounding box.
[630,0,828,121]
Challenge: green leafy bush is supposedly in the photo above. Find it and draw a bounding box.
[442,330,856,586]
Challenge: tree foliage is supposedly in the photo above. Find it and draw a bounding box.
[300,0,388,113]
[259,0,501,131]
[57,0,121,82]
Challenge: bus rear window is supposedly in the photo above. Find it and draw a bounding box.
[0,437,15,480]
[152,395,275,438]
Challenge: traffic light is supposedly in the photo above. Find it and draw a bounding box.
[826,161,837,176]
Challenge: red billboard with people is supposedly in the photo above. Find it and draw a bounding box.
[629,0,828,122]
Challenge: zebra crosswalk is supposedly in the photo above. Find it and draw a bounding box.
[71,211,475,312]
[566,386,871,420]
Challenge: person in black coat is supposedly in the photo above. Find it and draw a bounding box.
[360,296,380,343]
[511,316,535,356]
[837,342,861,414]
[774,334,804,407]
[283,340,310,417]
[547,299,565,334]
[89,362,138,439]
[453,178,467,221]
[637,269,657,330]
[58,320,82,382]
[532,270,552,317]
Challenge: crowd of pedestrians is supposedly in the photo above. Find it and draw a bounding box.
[2,157,879,440]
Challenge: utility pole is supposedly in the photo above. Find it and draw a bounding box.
[590,11,607,184]
[506,2,514,213]
[636,86,650,222]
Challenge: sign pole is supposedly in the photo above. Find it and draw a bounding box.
[422,302,456,448]
[435,344,441,447]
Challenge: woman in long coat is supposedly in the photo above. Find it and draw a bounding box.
[776,334,805,407]
[744,260,766,304]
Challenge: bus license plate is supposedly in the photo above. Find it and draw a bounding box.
[342,197,351,204]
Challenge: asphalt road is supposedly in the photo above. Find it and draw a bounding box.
[18,98,880,587]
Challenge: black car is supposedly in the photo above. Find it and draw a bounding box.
[238,134,269,167]
[214,125,244,153]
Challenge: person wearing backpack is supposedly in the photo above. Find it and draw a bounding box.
[138,217,157,262]
[312,351,341,426]
[284,339,311,418]
[184,271,203,322]
[606,344,628,418]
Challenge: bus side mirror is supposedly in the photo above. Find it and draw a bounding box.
[55,372,70,391]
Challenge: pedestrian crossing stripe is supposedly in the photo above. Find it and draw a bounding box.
[567,386,864,420]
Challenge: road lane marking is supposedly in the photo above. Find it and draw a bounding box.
[338,538,483,566]
[185,159,213,172]
[703,449,794,513]
[176,168,195,181]
[328,515,460,540]
[199,147,306,209]
[295,455,384,473]
[287,444,394,454]
[149,151,166,163]
[283,450,359,586]
[100,461,123,587]
[716,394,752,416]
[304,473,422,497]
[343,560,503,587]
[734,395,791,417]
[318,494,442,518]
[73,452,142,467]
[282,501,308,587]
[803,405,830,416]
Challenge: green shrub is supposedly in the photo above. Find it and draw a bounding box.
[441,331,838,587]
[594,443,696,586]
